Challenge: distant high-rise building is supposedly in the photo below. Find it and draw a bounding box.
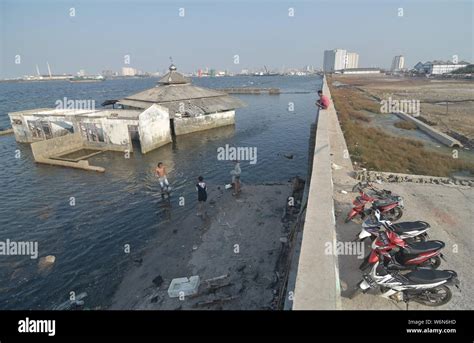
[122,67,138,76]
[391,55,405,71]
[323,49,347,72]
[323,49,359,72]
[345,53,359,69]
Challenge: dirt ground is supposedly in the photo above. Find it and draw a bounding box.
[327,90,473,310]
[110,183,293,310]
[333,74,474,141]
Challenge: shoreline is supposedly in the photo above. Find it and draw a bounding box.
[110,182,301,310]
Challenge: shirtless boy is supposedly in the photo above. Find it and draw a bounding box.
[155,162,170,192]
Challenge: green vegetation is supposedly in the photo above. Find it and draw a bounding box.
[329,80,474,177]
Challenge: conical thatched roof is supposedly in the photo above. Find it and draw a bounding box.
[158,64,190,84]
[118,65,245,116]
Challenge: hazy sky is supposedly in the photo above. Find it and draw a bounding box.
[0,0,472,78]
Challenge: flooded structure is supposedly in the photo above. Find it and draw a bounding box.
[117,64,245,135]
[9,105,172,171]
[8,64,244,171]
[9,105,172,154]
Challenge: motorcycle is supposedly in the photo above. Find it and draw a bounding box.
[352,261,459,307]
[345,182,404,223]
[356,209,430,243]
[359,229,445,271]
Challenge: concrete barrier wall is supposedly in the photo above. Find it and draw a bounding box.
[174,110,235,136]
[31,132,83,160]
[139,104,172,153]
[31,133,105,172]
[394,111,463,148]
[293,75,341,310]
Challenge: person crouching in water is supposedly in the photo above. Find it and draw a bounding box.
[156,162,170,195]
[230,160,241,196]
[196,176,207,217]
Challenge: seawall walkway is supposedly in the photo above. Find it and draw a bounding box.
[292,76,343,310]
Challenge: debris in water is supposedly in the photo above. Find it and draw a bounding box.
[38,255,55,271]
[152,275,164,287]
[53,292,87,310]
[168,276,200,298]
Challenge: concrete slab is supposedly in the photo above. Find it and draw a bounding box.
[168,276,200,298]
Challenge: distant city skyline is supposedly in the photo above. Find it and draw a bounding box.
[1,0,472,78]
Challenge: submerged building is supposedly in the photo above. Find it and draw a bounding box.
[117,64,245,135]
[8,64,245,171]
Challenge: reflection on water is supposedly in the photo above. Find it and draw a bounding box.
[0,76,321,309]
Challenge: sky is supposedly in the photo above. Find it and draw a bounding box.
[0,0,472,78]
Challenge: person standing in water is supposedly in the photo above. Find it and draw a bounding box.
[156,162,170,194]
[230,160,241,196]
[196,176,207,217]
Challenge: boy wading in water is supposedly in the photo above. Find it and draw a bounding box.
[196,176,207,217]
[156,162,170,195]
[230,160,241,196]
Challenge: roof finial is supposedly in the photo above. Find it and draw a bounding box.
[169,56,176,71]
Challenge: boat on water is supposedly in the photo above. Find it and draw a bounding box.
[69,75,105,83]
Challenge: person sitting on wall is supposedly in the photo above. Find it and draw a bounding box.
[315,90,330,109]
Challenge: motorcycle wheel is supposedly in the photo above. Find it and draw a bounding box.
[359,255,371,271]
[421,256,442,269]
[411,285,452,307]
[384,207,403,222]
[349,283,363,299]
[344,214,354,223]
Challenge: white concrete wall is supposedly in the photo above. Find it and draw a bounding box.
[293,75,341,310]
[9,113,29,142]
[174,110,235,136]
[138,104,172,154]
[394,111,463,148]
[9,114,74,142]
[78,117,138,151]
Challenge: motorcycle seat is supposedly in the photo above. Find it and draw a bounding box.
[392,221,430,234]
[373,199,397,207]
[403,240,445,255]
[405,269,456,284]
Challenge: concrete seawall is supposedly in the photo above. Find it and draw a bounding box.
[31,133,105,172]
[394,111,463,148]
[292,76,341,310]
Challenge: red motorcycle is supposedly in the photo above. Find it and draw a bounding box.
[345,182,404,223]
[359,229,445,271]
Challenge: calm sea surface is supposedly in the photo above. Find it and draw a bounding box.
[0,75,322,309]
